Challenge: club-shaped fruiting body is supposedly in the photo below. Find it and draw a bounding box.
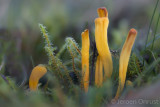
[126,80,133,87]
[29,65,47,91]
[81,29,90,92]
[115,29,137,99]
[95,7,113,87]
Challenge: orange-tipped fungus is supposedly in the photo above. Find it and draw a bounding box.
[95,7,113,85]
[115,28,137,99]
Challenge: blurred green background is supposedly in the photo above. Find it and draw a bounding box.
[0,0,160,86]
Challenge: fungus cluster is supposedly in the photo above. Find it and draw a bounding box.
[29,7,137,100]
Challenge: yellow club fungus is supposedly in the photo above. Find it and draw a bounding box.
[94,7,113,87]
[29,65,47,91]
[81,29,90,92]
[115,28,137,99]
[126,80,133,87]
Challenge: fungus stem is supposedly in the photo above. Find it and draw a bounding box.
[29,65,47,91]
[115,29,137,99]
[81,29,90,92]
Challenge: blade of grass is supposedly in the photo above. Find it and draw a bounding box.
[144,0,159,49]
[151,12,160,50]
[30,56,35,67]
[143,0,159,65]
